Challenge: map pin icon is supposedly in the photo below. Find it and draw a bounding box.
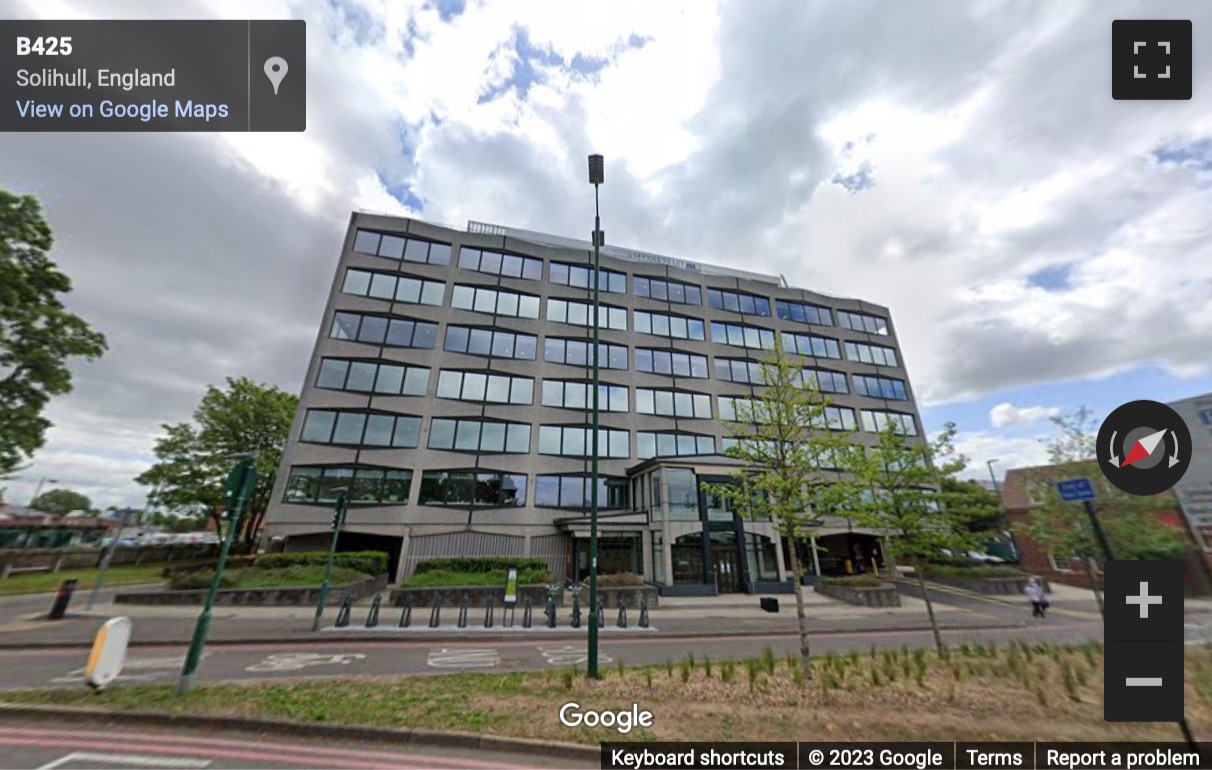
[264,57,288,95]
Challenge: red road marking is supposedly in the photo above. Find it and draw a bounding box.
[0,726,530,769]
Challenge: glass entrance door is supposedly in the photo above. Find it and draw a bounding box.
[711,547,739,593]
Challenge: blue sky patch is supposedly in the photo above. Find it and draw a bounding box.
[1152,137,1212,172]
[326,0,384,46]
[831,161,874,192]
[425,0,468,23]
[1026,262,1074,291]
[478,28,650,104]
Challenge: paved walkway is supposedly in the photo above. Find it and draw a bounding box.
[2,578,1203,649]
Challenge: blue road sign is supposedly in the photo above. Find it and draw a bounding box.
[1056,477,1097,502]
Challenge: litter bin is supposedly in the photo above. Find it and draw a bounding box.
[47,578,78,620]
[759,597,779,613]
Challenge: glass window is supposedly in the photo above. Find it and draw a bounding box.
[363,414,394,446]
[538,426,561,454]
[454,420,481,450]
[421,281,444,305]
[317,468,354,503]
[301,410,335,443]
[378,235,405,259]
[342,269,371,296]
[403,368,429,396]
[467,329,492,355]
[382,470,412,503]
[506,424,531,453]
[535,476,559,507]
[367,273,395,300]
[346,361,377,391]
[332,412,366,444]
[374,365,404,395]
[609,430,629,458]
[486,375,510,403]
[480,422,506,452]
[428,418,455,450]
[352,230,380,255]
[463,372,487,401]
[403,238,429,262]
[392,417,420,447]
[357,316,386,344]
[479,250,501,275]
[316,359,349,389]
[284,467,322,503]
[330,312,360,340]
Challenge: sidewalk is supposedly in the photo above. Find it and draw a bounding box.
[0,595,1038,649]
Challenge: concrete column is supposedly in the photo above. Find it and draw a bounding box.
[640,529,653,580]
[809,535,822,578]
[394,530,412,584]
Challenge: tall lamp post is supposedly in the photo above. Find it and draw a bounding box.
[177,453,256,695]
[586,153,604,680]
[312,489,349,631]
[29,477,58,506]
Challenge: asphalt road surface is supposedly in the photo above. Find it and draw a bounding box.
[0,721,580,769]
[0,621,1103,691]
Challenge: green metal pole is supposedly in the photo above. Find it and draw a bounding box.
[587,182,601,680]
[312,492,348,631]
[177,458,253,695]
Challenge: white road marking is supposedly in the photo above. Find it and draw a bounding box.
[48,655,198,684]
[245,652,365,672]
[537,645,614,666]
[36,752,211,769]
[426,648,500,668]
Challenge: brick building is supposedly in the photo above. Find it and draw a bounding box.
[1001,460,1212,594]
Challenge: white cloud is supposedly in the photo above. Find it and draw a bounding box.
[4,0,1212,507]
[989,402,1061,428]
[953,430,1051,481]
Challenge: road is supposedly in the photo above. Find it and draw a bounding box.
[0,621,1103,690]
[0,720,579,769]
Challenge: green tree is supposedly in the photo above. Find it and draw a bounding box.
[701,342,853,675]
[29,487,92,515]
[1040,406,1099,464]
[834,421,987,653]
[0,190,108,474]
[940,477,1004,534]
[136,377,297,543]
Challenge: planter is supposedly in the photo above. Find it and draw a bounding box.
[814,581,902,607]
[923,574,1045,595]
[114,574,387,606]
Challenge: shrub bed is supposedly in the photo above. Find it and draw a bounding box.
[256,551,388,576]
[411,556,549,575]
[590,571,646,587]
[920,563,1025,579]
[819,574,884,588]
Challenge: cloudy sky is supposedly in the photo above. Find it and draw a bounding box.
[3,0,1211,509]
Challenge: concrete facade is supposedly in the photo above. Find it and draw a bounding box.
[263,213,925,591]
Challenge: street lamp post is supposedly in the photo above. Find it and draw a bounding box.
[30,477,58,506]
[312,489,349,631]
[586,153,604,680]
[177,454,256,695]
[86,507,134,610]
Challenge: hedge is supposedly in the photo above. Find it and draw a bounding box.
[255,551,389,576]
[920,563,1025,578]
[411,556,549,575]
[819,574,884,587]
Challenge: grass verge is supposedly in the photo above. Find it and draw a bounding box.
[0,564,166,596]
[4,643,1210,743]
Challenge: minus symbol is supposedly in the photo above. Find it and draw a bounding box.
[1126,677,1163,686]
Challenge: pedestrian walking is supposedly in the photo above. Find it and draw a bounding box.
[1024,576,1048,618]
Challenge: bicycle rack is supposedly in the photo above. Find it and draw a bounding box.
[484,596,495,628]
[457,593,469,628]
[334,594,352,628]
[639,598,650,628]
[570,594,581,628]
[398,597,412,628]
[617,598,628,628]
[428,600,441,628]
[365,593,381,627]
[544,596,557,628]
[597,597,605,628]
[522,598,533,628]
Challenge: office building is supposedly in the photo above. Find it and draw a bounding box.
[263,214,926,594]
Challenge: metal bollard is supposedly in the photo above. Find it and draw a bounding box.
[366,593,381,627]
[457,593,469,628]
[617,598,628,628]
[522,598,533,628]
[570,595,581,628]
[399,598,413,628]
[429,600,441,628]
[335,594,353,628]
[545,596,557,628]
[639,598,650,628]
[46,579,78,621]
[484,597,495,628]
[597,597,605,628]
